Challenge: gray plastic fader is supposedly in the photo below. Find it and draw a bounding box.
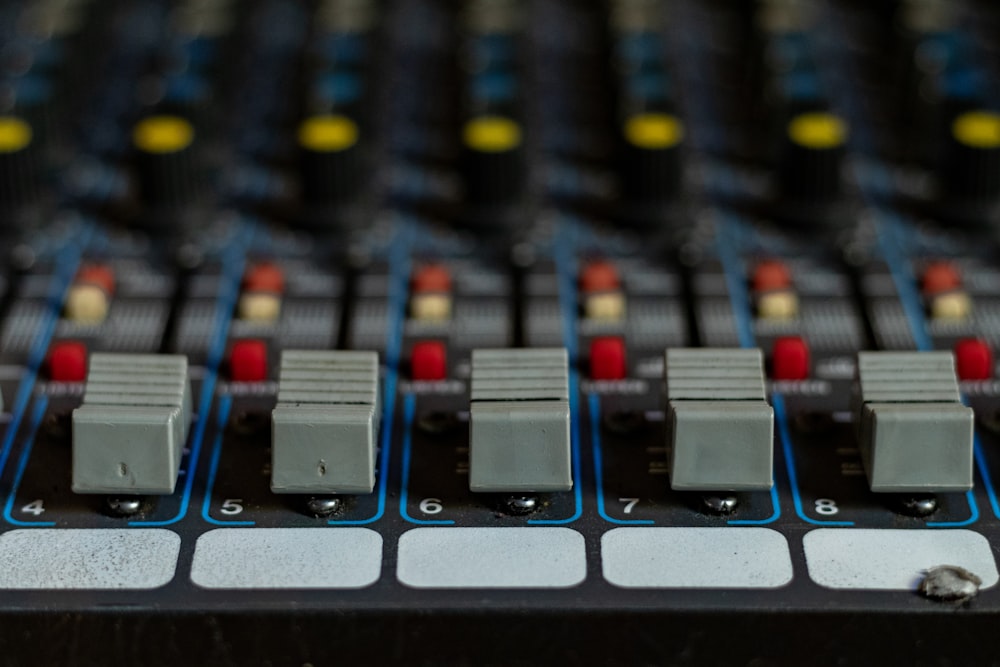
[469,348,572,492]
[855,351,973,493]
[72,353,192,494]
[664,348,774,491]
[271,350,380,494]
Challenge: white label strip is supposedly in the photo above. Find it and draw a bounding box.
[397,527,586,589]
[191,528,382,589]
[0,529,180,590]
[601,527,794,589]
[803,528,999,591]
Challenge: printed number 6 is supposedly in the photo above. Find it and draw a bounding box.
[419,498,443,514]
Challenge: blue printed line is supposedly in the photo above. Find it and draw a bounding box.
[528,370,584,525]
[330,218,412,526]
[399,393,452,525]
[774,393,853,526]
[728,484,781,526]
[3,397,55,526]
[526,217,584,525]
[201,395,253,526]
[553,216,579,360]
[713,215,781,525]
[590,393,653,525]
[715,214,755,350]
[974,434,1000,520]
[326,376,393,525]
[926,489,980,528]
[873,215,932,352]
[876,217,981,526]
[0,224,91,505]
[131,223,252,526]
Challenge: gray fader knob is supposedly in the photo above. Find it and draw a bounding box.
[469,348,572,493]
[665,348,774,492]
[855,351,973,493]
[271,350,380,494]
[72,353,192,494]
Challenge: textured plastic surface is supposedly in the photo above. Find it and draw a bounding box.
[860,403,974,492]
[668,400,775,491]
[665,348,773,490]
[72,354,190,494]
[271,351,380,494]
[856,352,973,491]
[469,348,572,491]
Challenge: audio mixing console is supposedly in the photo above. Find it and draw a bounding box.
[4,0,1000,664]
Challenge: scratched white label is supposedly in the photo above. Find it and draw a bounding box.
[0,529,180,589]
[804,529,999,591]
[601,527,794,589]
[397,527,586,589]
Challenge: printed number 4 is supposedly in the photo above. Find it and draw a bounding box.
[21,499,44,516]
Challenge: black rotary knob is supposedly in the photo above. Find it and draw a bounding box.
[619,110,685,204]
[131,114,200,210]
[0,115,42,214]
[777,110,848,202]
[941,109,1000,201]
[461,114,525,207]
[297,113,364,208]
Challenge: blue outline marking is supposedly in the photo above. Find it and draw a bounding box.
[399,393,452,525]
[131,224,251,526]
[711,215,782,525]
[590,393,653,525]
[526,218,583,525]
[3,397,55,526]
[727,484,781,526]
[873,215,932,352]
[325,380,392,525]
[874,217,980,526]
[331,219,412,526]
[0,225,91,500]
[926,489,980,528]
[974,435,1000,520]
[553,220,579,360]
[774,393,853,526]
[715,214,755,349]
[528,370,583,525]
[201,395,253,526]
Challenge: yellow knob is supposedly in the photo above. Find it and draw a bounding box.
[132,116,194,154]
[0,116,32,154]
[623,113,685,150]
[463,116,522,153]
[787,112,848,150]
[297,114,360,152]
[952,111,1000,150]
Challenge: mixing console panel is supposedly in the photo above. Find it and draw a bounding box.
[3,0,1000,664]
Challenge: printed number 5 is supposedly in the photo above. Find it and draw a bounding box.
[220,499,244,515]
